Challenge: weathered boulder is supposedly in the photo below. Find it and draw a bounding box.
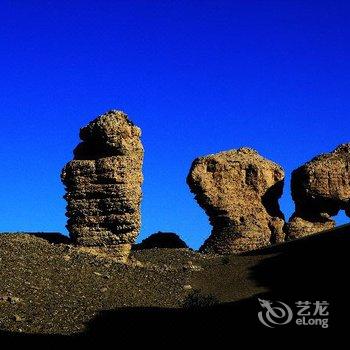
[61,110,143,259]
[136,232,188,250]
[187,148,285,254]
[286,143,350,239]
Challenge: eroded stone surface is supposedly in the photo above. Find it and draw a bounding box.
[61,110,143,256]
[187,148,285,254]
[286,143,350,239]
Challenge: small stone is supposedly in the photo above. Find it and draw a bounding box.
[9,296,21,304]
[183,285,192,290]
[14,314,24,322]
[128,259,144,268]
[185,261,203,272]
[63,255,71,261]
[100,287,108,293]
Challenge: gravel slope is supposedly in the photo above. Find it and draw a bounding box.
[1,226,349,337]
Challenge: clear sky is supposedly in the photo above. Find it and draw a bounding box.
[0,0,349,249]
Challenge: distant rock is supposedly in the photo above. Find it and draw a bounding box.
[286,143,350,239]
[29,232,71,244]
[61,110,143,260]
[136,232,188,249]
[187,148,285,254]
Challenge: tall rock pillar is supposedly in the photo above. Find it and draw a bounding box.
[61,110,143,260]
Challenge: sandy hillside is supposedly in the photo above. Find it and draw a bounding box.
[0,226,349,339]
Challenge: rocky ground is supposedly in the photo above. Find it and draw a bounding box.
[0,226,349,340]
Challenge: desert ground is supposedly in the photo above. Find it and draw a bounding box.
[0,224,348,340]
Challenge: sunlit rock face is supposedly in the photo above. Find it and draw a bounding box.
[286,144,350,239]
[187,148,285,254]
[61,110,143,258]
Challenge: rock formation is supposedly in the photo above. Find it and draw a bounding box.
[61,110,143,259]
[286,143,350,239]
[187,148,285,254]
[136,232,188,250]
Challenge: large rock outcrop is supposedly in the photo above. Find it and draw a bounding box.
[61,110,143,259]
[286,144,350,239]
[187,148,285,254]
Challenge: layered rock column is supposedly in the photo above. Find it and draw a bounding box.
[61,110,143,258]
[286,144,350,239]
[187,148,285,254]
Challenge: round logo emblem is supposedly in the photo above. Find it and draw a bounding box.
[258,298,293,328]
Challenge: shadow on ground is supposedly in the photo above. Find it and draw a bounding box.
[1,225,349,340]
[81,225,349,337]
[246,224,350,329]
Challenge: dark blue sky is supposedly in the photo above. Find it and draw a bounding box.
[0,0,349,248]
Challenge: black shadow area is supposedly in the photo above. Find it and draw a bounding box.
[245,224,350,328]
